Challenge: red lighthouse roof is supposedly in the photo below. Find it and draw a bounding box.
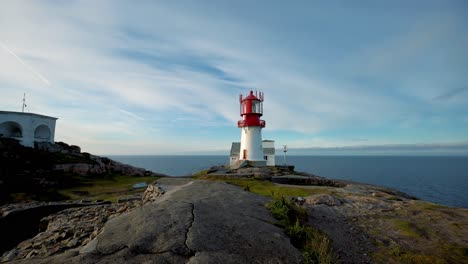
[241,90,264,102]
[238,90,265,128]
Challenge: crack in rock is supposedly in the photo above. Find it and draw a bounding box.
[184,202,196,258]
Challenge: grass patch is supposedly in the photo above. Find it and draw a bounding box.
[377,243,468,264]
[420,202,448,211]
[194,175,327,198]
[192,169,210,177]
[381,245,448,264]
[387,196,403,201]
[393,219,427,238]
[439,243,468,264]
[59,175,160,202]
[267,197,337,264]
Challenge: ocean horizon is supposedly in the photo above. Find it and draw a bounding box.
[108,155,468,209]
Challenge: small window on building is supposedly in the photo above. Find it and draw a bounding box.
[264,156,268,160]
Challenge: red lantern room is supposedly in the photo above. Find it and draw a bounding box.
[238,91,266,128]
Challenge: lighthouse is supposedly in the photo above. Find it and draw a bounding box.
[238,90,265,163]
[229,90,275,168]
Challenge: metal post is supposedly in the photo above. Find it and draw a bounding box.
[283,145,287,166]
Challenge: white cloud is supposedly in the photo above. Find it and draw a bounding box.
[0,1,466,154]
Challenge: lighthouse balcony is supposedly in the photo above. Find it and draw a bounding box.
[237,120,265,127]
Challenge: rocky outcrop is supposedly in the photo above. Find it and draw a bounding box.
[35,142,81,155]
[6,179,303,264]
[51,156,157,177]
[0,138,165,205]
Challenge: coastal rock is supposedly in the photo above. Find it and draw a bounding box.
[50,154,163,177]
[8,180,302,264]
[35,142,81,155]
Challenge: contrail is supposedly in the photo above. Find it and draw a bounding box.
[0,41,51,86]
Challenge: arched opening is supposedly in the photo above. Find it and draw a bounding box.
[0,121,23,138]
[34,125,51,140]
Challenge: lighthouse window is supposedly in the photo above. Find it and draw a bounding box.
[252,101,262,113]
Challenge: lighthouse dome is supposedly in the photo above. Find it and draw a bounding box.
[243,91,261,101]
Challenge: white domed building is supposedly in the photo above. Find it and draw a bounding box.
[0,111,57,147]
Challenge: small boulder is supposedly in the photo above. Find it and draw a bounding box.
[142,183,165,204]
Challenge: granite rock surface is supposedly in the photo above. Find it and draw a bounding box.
[6,179,302,264]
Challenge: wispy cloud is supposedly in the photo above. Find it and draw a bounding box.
[0,41,50,86]
[433,87,468,101]
[0,1,466,154]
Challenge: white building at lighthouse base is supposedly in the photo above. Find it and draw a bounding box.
[229,140,275,168]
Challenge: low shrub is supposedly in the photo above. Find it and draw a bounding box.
[267,197,337,264]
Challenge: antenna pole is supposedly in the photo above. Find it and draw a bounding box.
[22,93,26,112]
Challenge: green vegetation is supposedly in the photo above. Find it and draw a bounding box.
[267,197,337,264]
[193,175,329,198]
[59,175,159,202]
[421,203,448,210]
[370,202,468,264]
[192,169,210,177]
[393,219,427,238]
[374,244,468,264]
[389,245,446,264]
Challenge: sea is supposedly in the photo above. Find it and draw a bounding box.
[108,155,468,208]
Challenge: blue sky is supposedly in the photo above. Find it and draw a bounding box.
[0,1,467,155]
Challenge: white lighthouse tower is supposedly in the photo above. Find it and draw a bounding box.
[237,90,266,166]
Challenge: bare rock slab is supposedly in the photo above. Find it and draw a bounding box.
[12,180,302,264]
